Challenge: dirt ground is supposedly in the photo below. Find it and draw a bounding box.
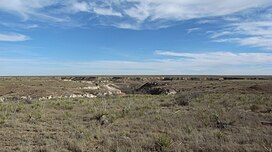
[0,76,271,151]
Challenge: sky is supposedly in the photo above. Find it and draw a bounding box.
[0,0,272,76]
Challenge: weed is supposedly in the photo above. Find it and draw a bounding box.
[0,114,6,124]
[64,140,82,152]
[64,111,72,119]
[210,112,219,123]
[175,92,203,106]
[214,130,224,140]
[52,101,74,110]
[184,125,193,134]
[155,134,173,152]
[121,106,130,118]
[27,110,42,122]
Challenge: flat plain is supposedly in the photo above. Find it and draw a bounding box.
[0,76,271,152]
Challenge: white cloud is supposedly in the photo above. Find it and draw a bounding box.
[231,21,272,37]
[210,31,232,39]
[0,22,39,29]
[0,33,29,42]
[197,20,217,24]
[187,28,201,34]
[223,17,240,22]
[1,51,271,75]
[93,7,122,17]
[155,50,272,65]
[207,5,272,51]
[70,1,90,13]
[114,23,140,30]
[212,21,272,50]
[0,0,58,19]
[238,37,272,50]
[0,0,271,51]
[0,0,271,29]
[122,0,271,22]
[26,24,39,29]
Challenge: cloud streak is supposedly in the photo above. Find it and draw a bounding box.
[0,33,29,42]
[209,6,272,51]
[123,0,271,21]
[1,51,271,75]
[0,0,271,28]
[155,50,272,65]
[212,21,272,50]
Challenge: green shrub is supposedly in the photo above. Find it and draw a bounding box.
[155,134,173,152]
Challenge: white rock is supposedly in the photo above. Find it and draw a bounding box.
[83,86,100,90]
[48,95,53,100]
[63,79,72,82]
[0,97,5,102]
[167,90,177,95]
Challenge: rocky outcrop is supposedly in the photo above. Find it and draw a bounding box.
[136,82,176,95]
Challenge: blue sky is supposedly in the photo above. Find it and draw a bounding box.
[0,0,272,75]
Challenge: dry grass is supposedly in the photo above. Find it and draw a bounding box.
[0,92,271,152]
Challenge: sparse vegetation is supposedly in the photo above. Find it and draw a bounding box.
[174,92,203,106]
[0,76,271,151]
[155,134,173,152]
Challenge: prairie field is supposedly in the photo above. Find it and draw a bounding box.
[0,76,271,152]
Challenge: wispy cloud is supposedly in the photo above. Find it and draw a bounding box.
[93,7,122,17]
[0,0,60,20]
[0,0,271,29]
[212,21,272,50]
[70,1,90,13]
[209,6,272,51]
[123,0,271,21]
[155,50,272,65]
[0,22,39,29]
[0,33,30,42]
[113,23,140,30]
[187,28,201,34]
[1,50,271,75]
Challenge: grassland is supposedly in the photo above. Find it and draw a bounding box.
[0,93,271,151]
[0,76,271,151]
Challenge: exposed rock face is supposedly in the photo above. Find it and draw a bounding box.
[136,82,176,95]
[1,76,271,102]
[39,96,54,101]
[38,94,97,101]
[82,86,100,90]
[103,84,123,95]
[167,89,177,95]
[60,77,126,98]
[61,77,97,81]
[0,96,33,102]
[69,94,96,98]
[35,80,125,101]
